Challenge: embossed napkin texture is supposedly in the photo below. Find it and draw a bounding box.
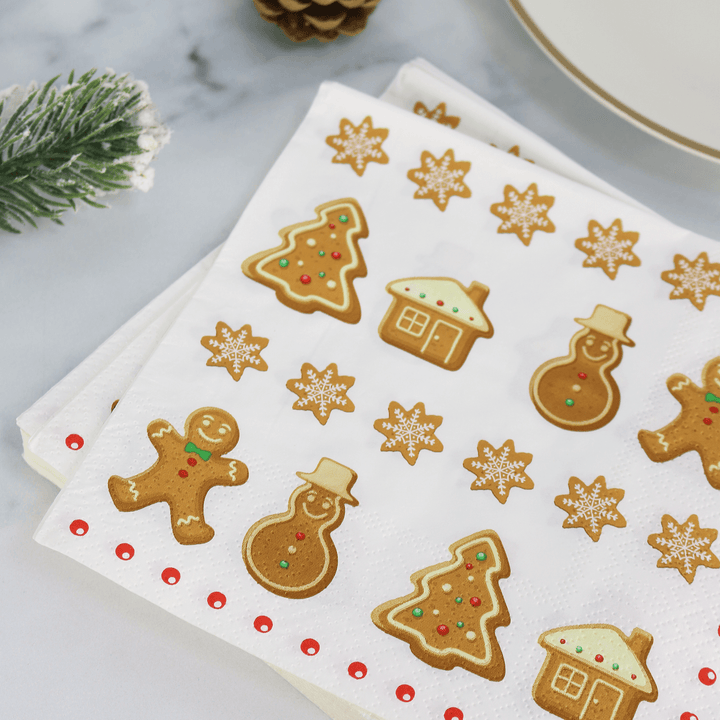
[32,80,720,720]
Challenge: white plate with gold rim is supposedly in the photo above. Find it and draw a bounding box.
[505,0,720,163]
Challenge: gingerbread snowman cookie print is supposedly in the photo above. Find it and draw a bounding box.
[242,458,358,599]
[530,305,635,432]
[108,408,248,545]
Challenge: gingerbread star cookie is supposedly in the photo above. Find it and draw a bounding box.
[661,251,720,310]
[412,101,460,129]
[463,439,533,504]
[373,400,443,465]
[325,116,389,176]
[489,182,555,246]
[200,322,269,381]
[574,218,641,280]
[647,513,720,584]
[554,476,626,542]
[638,356,720,489]
[286,362,355,425]
[407,149,471,211]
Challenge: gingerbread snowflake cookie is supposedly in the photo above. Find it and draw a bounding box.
[661,251,720,310]
[638,356,720,489]
[325,116,389,176]
[554,476,626,542]
[490,182,555,245]
[407,149,471,211]
[373,400,443,465]
[412,101,460,129]
[242,458,358,599]
[242,198,369,324]
[108,408,248,545]
[574,218,641,280]
[371,530,511,680]
[286,362,355,425]
[200,322,268,381]
[463,439,533,504]
[647,513,720,584]
[533,624,658,720]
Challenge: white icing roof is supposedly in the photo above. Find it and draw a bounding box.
[386,278,490,332]
[541,626,654,694]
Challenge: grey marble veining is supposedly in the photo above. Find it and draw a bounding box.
[2,1,719,719]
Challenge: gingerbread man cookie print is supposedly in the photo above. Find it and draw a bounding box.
[108,407,248,545]
[530,305,635,432]
[242,458,358,599]
[638,356,720,489]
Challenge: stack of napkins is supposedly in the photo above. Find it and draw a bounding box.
[21,60,720,720]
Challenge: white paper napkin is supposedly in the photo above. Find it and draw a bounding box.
[33,79,720,720]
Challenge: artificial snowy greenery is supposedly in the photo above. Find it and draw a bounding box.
[0,69,169,233]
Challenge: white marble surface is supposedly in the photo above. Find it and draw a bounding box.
[2,1,719,718]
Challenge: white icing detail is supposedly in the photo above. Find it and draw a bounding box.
[126,480,139,502]
[671,378,691,392]
[298,260,304,267]
[228,460,237,482]
[330,233,336,239]
[421,319,462,364]
[467,575,474,582]
[466,631,476,641]
[327,280,337,290]
[306,238,316,247]
[442,583,452,593]
[581,680,623,719]
[433,609,440,616]
[303,502,329,520]
[151,425,171,438]
[572,384,582,392]
[176,515,200,526]
[551,663,587,699]
[709,463,720,472]
[198,428,222,444]
[582,346,609,362]
[288,545,297,555]
[396,306,430,337]
[656,432,669,452]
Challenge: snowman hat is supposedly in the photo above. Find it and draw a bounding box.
[296,458,359,505]
[575,305,635,346]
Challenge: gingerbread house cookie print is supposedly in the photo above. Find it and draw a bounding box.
[378,277,493,371]
[532,625,658,720]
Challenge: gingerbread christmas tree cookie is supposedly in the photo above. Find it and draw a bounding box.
[647,513,720,584]
[200,322,269,381]
[638,356,720,489]
[373,400,443,465]
[574,218,641,280]
[325,116,389,176]
[242,458,358,599]
[529,305,635,432]
[286,362,355,425]
[490,182,555,245]
[661,251,720,310]
[463,439,533,504]
[241,198,369,324]
[108,408,248,545]
[371,530,511,680]
[407,149,471,211]
[554,476,626,542]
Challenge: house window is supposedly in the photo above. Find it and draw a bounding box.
[552,663,587,699]
[397,307,430,337]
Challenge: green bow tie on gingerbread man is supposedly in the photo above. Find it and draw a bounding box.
[706,393,720,404]
[185,442,211,461]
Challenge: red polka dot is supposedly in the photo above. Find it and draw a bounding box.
[560,639,566,644]
[578,372,587,379]
[178,469,188,478]
[437,300,444,306]
[253,615,273,633]
[207,591,226,609]
[469,597,481,607]
[69,519,89,536]
[699,667,716,685]
[444,708,463,720]
[348,661,367,679]
[329,223,335,229]
[465,563,473,569]
[631,674,637,680]
[595,654,604,663]
[295,532,306,540]
[301,638,320,656]
[300,274,311,284]
[405,287,410,291]
[703,418,713,425]
[469,317,474,321]
[395,684,415,702]
[187,457,197,466]
[331,251,341,259]
[437,624,449,636]
[161,567,180,585]
[65,434,84,451]
[115,543,134,561]
[711,407,719,414]
[681,713,699,720]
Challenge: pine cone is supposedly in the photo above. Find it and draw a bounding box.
[253,0,382,43]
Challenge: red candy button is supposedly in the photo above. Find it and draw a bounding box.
[699,667,717,685]
[207,592,226,609]
[300,274,311,284]
[437,300,444,306]
[115,543,134,561]
[578,372,587,379]
[65,434,84,451]
[253,615,273,633]
[437,625,449,636]
[329,223,335,229]
[444,709,463,720]
[348,661,367,679]
[469,597,481,607]
[704,418,713,425]
[711,406,719,413]
[465,563,473,569]
[331,252,341,259]
[178,469,188,478]
[295,532,306,540]
[396,684,415,702]
[681,713,699,720]
[301,638,320,656]
[69,519,89,536]
[595,654,604,663]
[161,567,181,585]
[187,457,197,466]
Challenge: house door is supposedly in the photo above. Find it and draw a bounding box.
[580,680,622,720]
[421,320,462,365]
